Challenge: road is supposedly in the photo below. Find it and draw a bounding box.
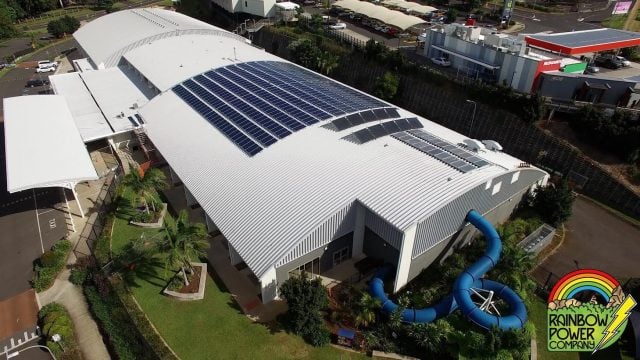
[533,196,640,285]
[510,3,613,34]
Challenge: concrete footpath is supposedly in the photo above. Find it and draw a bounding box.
[38,268,110,360]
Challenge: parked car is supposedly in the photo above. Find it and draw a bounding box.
[36,66,56,73]
[595,56,622,69]
[585,64,600,74]
[430,57,451,67]
[615,55,631,67]
[37,60,57,68]
[26,79,50,87]
[329,22,347,29]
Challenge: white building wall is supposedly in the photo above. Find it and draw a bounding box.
[393,223,417,292]
[260,265,278,302]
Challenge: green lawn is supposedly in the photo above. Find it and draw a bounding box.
[111,216,363,359]
[529,297,578,360]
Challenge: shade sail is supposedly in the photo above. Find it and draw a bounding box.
[333,0,427,30]
[4,95,98,193]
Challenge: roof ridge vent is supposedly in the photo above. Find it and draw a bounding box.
[482,139,503,151]
[463,139,485,152]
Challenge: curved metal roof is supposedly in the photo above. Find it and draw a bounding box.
[333,0,427,30]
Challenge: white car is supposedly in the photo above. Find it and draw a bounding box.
[329,22,346,30]
[36,66,56,73]
[430,57,451,67]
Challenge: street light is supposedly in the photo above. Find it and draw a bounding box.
[6,345,57,360]
[465,99,477,135]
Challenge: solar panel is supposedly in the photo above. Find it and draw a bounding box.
[193,75,292,139]
[134,114,144,124]
[390,130,491,173]
[354,129,374,143]
[127,116,138,127]
[368,124,387,138]
[360,111,376,122]
[346,113,365,126]
[385,108,400,118]
[205,71,306,132]
[395,118,411,131]
[382,120,401,134]
[333,117,352,131]
[407,118,423,128]
[373,108,388,119]
[173,85,262,156]
[183,79,277,147]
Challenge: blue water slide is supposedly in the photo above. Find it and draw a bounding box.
[368,210,527,330]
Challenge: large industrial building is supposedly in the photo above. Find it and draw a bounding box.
[4,9,548,303]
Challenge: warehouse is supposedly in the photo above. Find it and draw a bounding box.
[4,9,548,303]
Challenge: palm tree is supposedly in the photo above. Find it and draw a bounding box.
[122,164,167,214]
[160,210,209,286]
[355,292,380,328]
[317,51,340,75]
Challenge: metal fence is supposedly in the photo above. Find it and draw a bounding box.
[74,167,122,257]
[324,29,367,49]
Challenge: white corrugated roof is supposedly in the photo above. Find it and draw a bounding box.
[333,0,427,30]
[73,8,218,68]
[3,96,98,193]
[141,82,525,277]
[50,72,111,142]
[123,34,265,92]
[80,66,152,133]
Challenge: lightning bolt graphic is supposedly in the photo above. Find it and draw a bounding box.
[592,295,637,354]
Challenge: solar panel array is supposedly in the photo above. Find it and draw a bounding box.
[172,61,386,156]
[327,107,401,131]
[344,118,423,144]
[392,130,490,173]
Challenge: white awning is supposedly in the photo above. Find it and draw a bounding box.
[333,0,427,30]
[383,0,437,15]
[3,95,98,193]
[432,45,501,70]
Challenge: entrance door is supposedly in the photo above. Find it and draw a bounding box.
[332,247,350,267]
[289,258,320,278]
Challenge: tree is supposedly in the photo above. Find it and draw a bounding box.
[47,15,81,38]
[279,272,330,346]
[97,0,113,11]
[316,50,339,75]
[533,179,576,226]
[160,210,209,286]
[354,292,380,328]
[288,39,322,71]
[122,164,167,214]
[373,71,399,101]
[445,8,458,23]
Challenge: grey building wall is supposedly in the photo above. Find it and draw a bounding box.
[498,53,539,93]
[363,227,400,266]
[407,183,532,281]
[275,232,354,281]
[538,72,637,105]
[412,168,546,259]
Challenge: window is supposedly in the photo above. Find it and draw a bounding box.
[485,179,492,190]
[289,258,320,278]
[333,247,350,267]
[511,171,520,184]
[492,181,502,195]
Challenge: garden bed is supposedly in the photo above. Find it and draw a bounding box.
[163,263,207,301]
[130,203,167,228]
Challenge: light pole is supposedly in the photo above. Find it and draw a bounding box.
[465,99,477,135]
[6,345,57,360]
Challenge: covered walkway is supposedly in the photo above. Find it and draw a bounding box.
[333,0,427,30]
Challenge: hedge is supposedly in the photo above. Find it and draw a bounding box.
[111,276,179,359]
[38,303,82,360]
[84,284,154,360]
[32,240,72,292]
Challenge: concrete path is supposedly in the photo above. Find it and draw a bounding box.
[38,268,110,360]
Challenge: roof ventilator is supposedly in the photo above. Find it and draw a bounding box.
[482,140,503,151]
[463,139,485,152]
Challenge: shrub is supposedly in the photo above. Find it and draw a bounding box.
[38,303,81,360]
[131,211,152,223]
[32,240,72,292]
[69,268,88,285]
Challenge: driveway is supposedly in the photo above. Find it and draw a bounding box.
[533,196,640,285]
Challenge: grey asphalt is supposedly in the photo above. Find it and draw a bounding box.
[533,196,640,284]
[0,38,81,116]
[511,3,613,34]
